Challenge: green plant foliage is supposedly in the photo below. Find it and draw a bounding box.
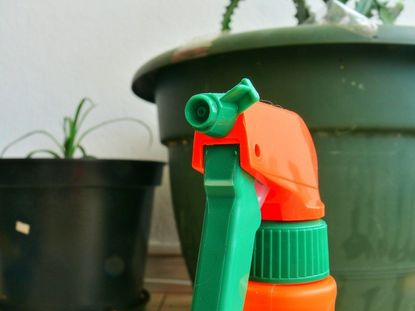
[355,0,404,22]
[355,0,377,16]
[222,0,242,32]
[293,0,315,24]
[378,0,404,23]
[221,0,405,30]
[1,98,152,159]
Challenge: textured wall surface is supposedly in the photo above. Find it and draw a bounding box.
[1,0,414,253]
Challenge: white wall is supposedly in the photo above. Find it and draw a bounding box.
[1,0,414,253]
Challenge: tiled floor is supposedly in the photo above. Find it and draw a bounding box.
[144,255,193,311]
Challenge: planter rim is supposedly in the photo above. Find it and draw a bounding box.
[0,158,165,165]
[0,158,164,188]
[132,25,415,102]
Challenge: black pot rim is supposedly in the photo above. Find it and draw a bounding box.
[0,158,165,165]
[131,25,415,102]
[0,158,164,188]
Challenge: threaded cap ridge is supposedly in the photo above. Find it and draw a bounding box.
[250,220,330,284]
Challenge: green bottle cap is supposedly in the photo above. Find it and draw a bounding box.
[250,220,330,284]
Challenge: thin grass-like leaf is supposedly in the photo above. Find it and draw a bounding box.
[63,118,77,158]
[26,149,61,159]
[64,98,94,158]
[63,116,71,138]
[73,98,92,128]
[2,97,151,160]
[77,145,88,158]
[1,130,62,158]
[77,100,96,130]
[79,145,96,159]
[76,117,153,147]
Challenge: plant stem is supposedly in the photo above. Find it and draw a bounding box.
[293,0,314,24]
[222,0,242,32]
[63,97,94,158]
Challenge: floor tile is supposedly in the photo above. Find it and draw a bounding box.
[144,292,165,311]
[160,294,192,311]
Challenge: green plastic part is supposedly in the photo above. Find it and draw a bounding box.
[191,145,261,311]
[250,220,330,284]
[184,78,259,137]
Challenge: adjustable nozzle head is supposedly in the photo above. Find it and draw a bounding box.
[185,94,222,134]
[185,78,259,137]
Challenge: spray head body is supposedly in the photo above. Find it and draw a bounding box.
[189,85,324,221]
[186,79,333,311]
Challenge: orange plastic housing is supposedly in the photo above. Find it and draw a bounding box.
[243,276,337,311]
[192,101,325,221]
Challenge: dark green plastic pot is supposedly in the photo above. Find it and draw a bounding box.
[0,159,163,311]
[132,25,415,311]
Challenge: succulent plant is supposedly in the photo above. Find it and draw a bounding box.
[221,0,404,31]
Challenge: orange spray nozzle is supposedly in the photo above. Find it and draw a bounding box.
[192,101,324,221]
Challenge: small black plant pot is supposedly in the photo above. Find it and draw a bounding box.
[0,159,163,311]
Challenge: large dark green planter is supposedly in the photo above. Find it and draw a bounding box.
[132,25,415,311]
[0,159,163,311]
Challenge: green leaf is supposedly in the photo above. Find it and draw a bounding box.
[1,130,62,158]
[2,97,149,160]
[63,116,71,138]
[378,1,404,24]
[355,0,377,16]
[63,119,76,158]
[72,97,92,128]
[221,0,242,32]
[77,100,96,130]
[76,117,153,148]
[26,149,61,159]
[63,97,94,158]
[76,145,89,158]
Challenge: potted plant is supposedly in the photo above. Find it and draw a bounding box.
[132,2,415,310]
[0,98,163,311]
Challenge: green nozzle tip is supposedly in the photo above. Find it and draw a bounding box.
[184,78,260,137]
[185,94,219,131]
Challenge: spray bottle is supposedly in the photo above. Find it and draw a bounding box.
[185,78,337,311]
